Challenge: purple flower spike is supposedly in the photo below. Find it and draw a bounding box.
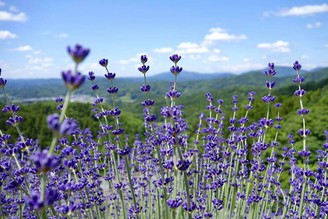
[297,108,310,116]
[268,62,275,69]
[274,103,282,108]
[293,76,304,84]
[167,198,183,209]
[141,99,155,107]
[105,72,116,80]
[298,150,311,157]
[183,201,196,212]
[177,159,192,171]
[107,86,119,94]
[88,71,96,81]
[140,84,151,93]
[55,97,63,103]
[59,118,77,135]
[261,95,276,103]
[298,129,311,137]
[92,84,99,91]
[294,89,306,97]
[0,78,7,87]
[31,150,61,172]
[170,66,183,75]
[140,55,148,64]
[138,65,150,74]
[169,54,181,64]
[47,113,60,132]
[67,44,90,64]
[6,115,23,126]
[62,70,85,91]
[293,61,302,71]
[264,68,276,77]
[2,104,20,114]
[99,58,108,67]
[265,81,275,89]
[26,192,44,210]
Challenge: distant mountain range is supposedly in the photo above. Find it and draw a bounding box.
[2,66,327,103]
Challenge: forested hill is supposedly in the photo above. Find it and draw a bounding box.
[2,66,327,103]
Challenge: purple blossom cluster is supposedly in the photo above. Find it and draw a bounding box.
[0,45,327,219]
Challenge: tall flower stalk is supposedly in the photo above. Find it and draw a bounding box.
[292,61,310,218]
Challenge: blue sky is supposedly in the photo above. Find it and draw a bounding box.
[0,0,327,79]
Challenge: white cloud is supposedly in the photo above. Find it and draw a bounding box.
[55,33,68,38]
[176,42,209,54]
[213,49,221,53]
[306,21,322,28]
[0,10,27,21]
[9,6,18,12]
[257,40,290,53]
[243,58,250,62]
[275,4,328,16]
[0,30,17,39]
[26,56,54,72]
[188,54,202,60]
[28,57,53,65]
[217,62,264,73]
[119,56,139,65]
[153,47,174,54]
[42,31,69,39]
[203,28,247,45]
[13,45,33,52]
[208,55,229,62]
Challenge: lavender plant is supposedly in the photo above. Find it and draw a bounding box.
[0,44,327,219]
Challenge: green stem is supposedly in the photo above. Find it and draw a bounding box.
[183,172,192,219]
[124,157,138,217]
[41,172,48,219]
[49,90,72,154]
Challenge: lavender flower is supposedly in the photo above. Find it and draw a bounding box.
[177,159,192,171]
[139,54,147,64]
[169,54,181,64]
[99,58,108,67]
[59,118,78,135]
[264,63,276,77]
[293,60,302,71]
[6,115,23,126]
[107,86,119,94]
[138,65,150,74]
[47,113,60,131]
[92,84,99,91]
[167,198,183,209]
[67,44,90,64]
[105,72,116,80]
[88,71,96,81]
[140,84,151,93]
[170,66,183,75]
[2,104,20,113]
[55,97,63,103]
[0,77,7,87]
[31,150,60,172]
[47,113,77,135]
[61,70,85,90]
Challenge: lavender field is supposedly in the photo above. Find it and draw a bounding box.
[0,44,328,219]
